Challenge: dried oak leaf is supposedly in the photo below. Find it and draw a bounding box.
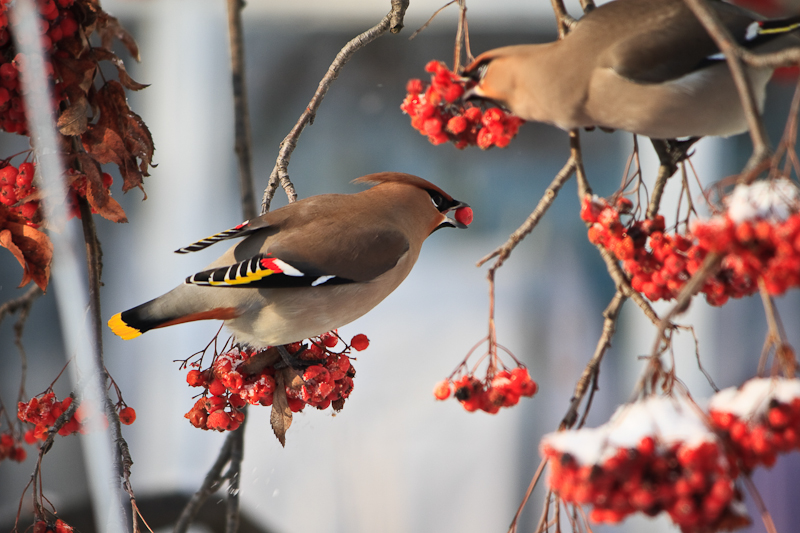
[81,81,154,193]
[270,373,292,447]
[91,48,148,91]
[0,210,53,290]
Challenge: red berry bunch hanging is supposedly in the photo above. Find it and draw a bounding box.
[0,0,78,136]
[436,366,537,414]
[0,160,41,223]
[184,331,364,432]
[33,519,74,533]
[401,60,524,149]
[17,392,133,439]
[709,377,800,471]
[0,432,26,462]
[581,178,800,307]
[541,396,748,532]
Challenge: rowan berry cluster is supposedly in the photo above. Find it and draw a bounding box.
[33,519,73,533]
[0,161,40,222]
[709,377,800,471]
[17,392,136,441]
[581,179,800,306]
[541,396,747,532]
[0,432,26,462]
[184,332,366,432]
[401,60,524,149]
[0,0,78,136]
[434,366,537,414]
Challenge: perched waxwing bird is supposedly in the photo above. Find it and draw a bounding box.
[463,0,800,140]
[108,172,472,349]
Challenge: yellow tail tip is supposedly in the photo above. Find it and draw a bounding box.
[108,313,142,340]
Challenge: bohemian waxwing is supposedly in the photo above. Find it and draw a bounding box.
[464,0,800,139]
[108,172,472,349]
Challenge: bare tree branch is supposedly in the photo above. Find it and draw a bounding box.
[477,157,576,269]
[227,0,256,221]
[680,0,772,175]
[173,431,235,533]
[260,0,409,214]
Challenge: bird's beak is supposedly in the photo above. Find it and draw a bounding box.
[441,201,473,230]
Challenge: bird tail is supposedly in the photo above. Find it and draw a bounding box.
[108,286,240,340]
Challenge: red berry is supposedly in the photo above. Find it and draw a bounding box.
[454,206,473,226]
[350,334,369,351]
[118,406,136,425]
[433,380,451,400]
[208,379,227,396]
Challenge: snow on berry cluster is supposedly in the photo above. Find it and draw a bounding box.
[401,60,524,149]
[434,366,538,414]
[0,0,79,136]
[0,431,26,462]
[581,179,800,306]
[709,377,800,471]
[33,519,73,533]
[184,332,368,432]
[541,396,748,532]
[17,392,136,442]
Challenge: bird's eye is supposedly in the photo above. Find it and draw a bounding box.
[477,63,489,80]
[430,192,445,209]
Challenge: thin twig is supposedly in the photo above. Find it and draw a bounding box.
[408,1,456,41]
[507,458,549,533]
[758,279,796,377]
[226,0,256,221]
[680,0,772,175]
[173,431,236,533]
[477,158,576,268]
[633,252,723,398]
[646,158,675,219]
[742,474,779,533]
[561,291,626,429]
[260,0,409,214]
[0,284,42,406]
[224,411,247,533]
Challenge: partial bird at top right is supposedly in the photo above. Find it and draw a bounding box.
[462,0,800,140]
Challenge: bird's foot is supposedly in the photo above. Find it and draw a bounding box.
[651,137,701,175]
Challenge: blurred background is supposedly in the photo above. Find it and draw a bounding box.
[1,0,799,532]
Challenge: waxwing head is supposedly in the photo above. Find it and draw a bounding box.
[462,46,533,112]
[353,172,472,233]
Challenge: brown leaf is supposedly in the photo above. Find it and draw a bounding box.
[239,347,280,376]
[81,124,125,167]
[74,153,108,208]
[87,81,155,193]
[91,48,148,91]
[96,12,140,61]
[90,194,127,223]
[54,56,96,93]
[270,374,292,447]
[0,217,53,291]
[57,94,89,136]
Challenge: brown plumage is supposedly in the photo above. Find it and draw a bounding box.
[108,172,471,348]
[464,0,800,139]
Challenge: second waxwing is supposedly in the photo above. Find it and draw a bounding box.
[464,0,800,139]
[108,172,472,349]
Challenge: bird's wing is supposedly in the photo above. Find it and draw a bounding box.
[184,225,410,289]
[586,0,757,84]
[174,217,272,254]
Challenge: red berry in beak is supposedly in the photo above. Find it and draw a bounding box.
[455,206,473,226]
